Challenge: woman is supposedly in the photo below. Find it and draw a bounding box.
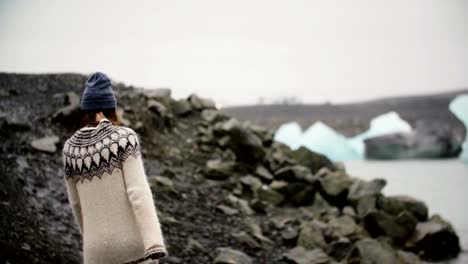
[61,72,167,264]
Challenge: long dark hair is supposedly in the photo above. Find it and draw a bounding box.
[80,108,120,128]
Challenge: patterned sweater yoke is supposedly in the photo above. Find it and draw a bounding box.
[62,119,168,264]
[63,119,141,184]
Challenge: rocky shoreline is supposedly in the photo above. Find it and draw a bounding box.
[0,73,462,263]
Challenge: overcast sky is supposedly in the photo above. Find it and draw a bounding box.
[1,0,467,106]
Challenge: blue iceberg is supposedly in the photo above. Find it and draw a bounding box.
[348,111,412,157]
[274,121,360,161]
[274,111,413,162]
[301,121,360,161]
[449,94,468,162]
[274,122,303,150]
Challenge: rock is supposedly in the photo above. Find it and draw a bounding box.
[377,195,428,221]
[21,242,31,251]
[270,216,294,229]
[186,237,203,251]
[204,159,235,180]
[333,161,346,171]
[30,135,60,153]
[405,214,461,261]
[346,238,399,264]
[269,180,288,192]
[52,92,80,124]
[188,93,216,110]
[397,250,421,263]
[214,118,266,162]
[151,175,176,194]
[283,246,329,264]
[216,204,239,216]
[315,167,332,178]
[249,199,269,214]
[201,109,227,123]
[214,247,252,264]
[347,178,386,201]
[281,226,298,244]
[239,175,262,193]
[288,183,316,206]
[255,165,274,182]
[236,199,255,215]
[342,206,356,218]
[297,221,326,249]
[274,165,315,183]
[327,239,353,261]
[355,195,377,219]
[328,215,357,237]
[147,99,168,115]
[318,171,353,206]
[231,231,260,249]
[364,210,417,240]
[256,185,284,205]
[246,219,273,245]
[227,195,255,215]
[170,99,192,116]
[308,193,332,217]
[286,146,335,174]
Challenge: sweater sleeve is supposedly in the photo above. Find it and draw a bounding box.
[122,131,168,259]
[62,152,83,235]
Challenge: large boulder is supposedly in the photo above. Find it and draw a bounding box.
[405,214,461,261]
[284,146,335,174]
[363,210,418,241]
[170,99,192,116]
[318,171,353,207]
[347,178,386,202]
[188,93,216,110]
[377,195,428,221]
[274,165,315,183]
[213,118,266,163]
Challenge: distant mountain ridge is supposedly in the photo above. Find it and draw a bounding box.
[222,89,468,138]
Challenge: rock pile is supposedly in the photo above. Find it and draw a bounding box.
[0,73,461,264]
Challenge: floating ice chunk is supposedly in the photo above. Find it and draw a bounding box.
[349,111,412,157]
[274,122,303,150]
[301,121,360,161]
[274,121,360,161]
[449,94,468,162]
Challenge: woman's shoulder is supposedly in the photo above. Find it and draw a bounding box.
[62,125,140,157]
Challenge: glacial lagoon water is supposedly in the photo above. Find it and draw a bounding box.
[345,159,468,263]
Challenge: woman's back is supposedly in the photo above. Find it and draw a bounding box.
[62,118,167,263]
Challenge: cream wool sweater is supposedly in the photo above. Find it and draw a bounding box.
[62,118,167,264]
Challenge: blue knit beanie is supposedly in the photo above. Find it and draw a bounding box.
[80,72,117,110]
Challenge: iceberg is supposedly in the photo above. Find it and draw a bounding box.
[449,94,468,162]
[274,112,413,162]
[274,122,303,150]
[274,121,360,161]
[348,111,412,157]
[301,121,360,161]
